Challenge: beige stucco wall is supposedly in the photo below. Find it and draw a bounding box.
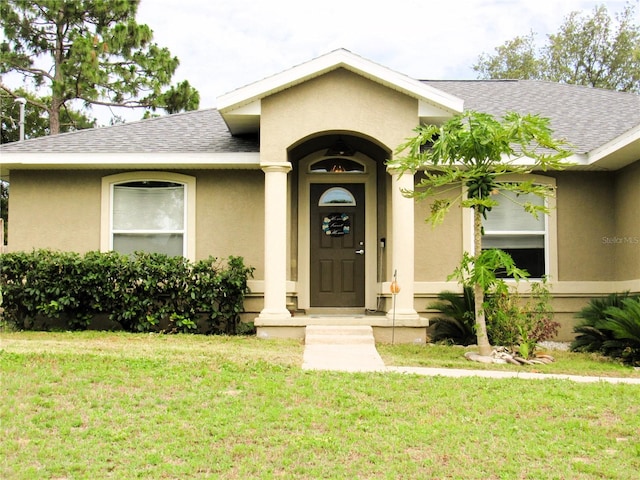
[195,170,265,277]
[260,68,418,162]
[413,180,464,281]
[8,170,102,253]
[554,171,616,281]
[614,161,640,281]
[7,169,265,278]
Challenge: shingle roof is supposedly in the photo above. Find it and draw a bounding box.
[0,107,259,154]
[1,80,638,156]
[423,80,640,154]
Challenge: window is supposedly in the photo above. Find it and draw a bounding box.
[482,189,547,278]
[113,181,185,256]
[101,172,196,259]
[318,187,356,206]
[309,158,365,173]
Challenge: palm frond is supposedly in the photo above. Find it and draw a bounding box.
[428,287,476,345]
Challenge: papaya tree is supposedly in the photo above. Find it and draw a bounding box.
[391,111,572,356]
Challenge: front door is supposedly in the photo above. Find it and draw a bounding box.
[310,183,365,307]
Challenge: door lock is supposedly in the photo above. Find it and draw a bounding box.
[355,249,365,255]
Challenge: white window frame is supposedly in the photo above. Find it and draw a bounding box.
[101,172,196,261]
[463,174,557,280]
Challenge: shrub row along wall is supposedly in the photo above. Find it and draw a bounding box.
[0,250,254,334]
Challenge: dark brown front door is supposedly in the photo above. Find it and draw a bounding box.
[310,183,365,307]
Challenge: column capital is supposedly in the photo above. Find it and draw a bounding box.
[385,163,406,175]
[261,162,292,174]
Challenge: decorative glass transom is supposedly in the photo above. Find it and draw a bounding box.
[318,187,356,206]
[309,158,365,173]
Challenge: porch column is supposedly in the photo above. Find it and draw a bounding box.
[257,163,292,321]
[387,167,419,321]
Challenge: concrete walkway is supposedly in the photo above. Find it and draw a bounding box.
[302,325,386,372]
[301,325,640,384]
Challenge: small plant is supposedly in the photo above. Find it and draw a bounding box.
[572,293,640,365]
[430,255,558,357]
[485,277,559,358]
[571,292,634,354]
[603,298,640,365]
[428,286,476,345]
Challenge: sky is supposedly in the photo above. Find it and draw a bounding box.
[2,0,637,125]
[131,0,637,117]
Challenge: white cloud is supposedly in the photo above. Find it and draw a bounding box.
[135,0,634,113]
[5,0,632,125]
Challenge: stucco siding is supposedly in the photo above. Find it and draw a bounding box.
[195,170,265,277]
[614,161,640,281]
[555,172,616,281]
[8,170,102,253]
[260,68,418,162]
[413,181,464,281]
[7,169,266,275]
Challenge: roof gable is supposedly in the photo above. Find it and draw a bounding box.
[217,48,464,134]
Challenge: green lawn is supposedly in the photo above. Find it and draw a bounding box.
[2,331,639,479]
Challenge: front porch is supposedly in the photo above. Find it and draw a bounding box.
[255,311,429,344]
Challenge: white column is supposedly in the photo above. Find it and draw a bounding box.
[387,168,419,321]
[257,163,292,321]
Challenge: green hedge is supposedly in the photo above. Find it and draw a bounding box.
[0,250,254,334]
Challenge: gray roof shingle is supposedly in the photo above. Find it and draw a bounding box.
[0,107,259,154]
[423,80,640,154]
[1,80,638,156]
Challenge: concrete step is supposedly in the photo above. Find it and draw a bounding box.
[304,325,376,345]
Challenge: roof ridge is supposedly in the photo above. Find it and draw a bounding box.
[422,79,640,97]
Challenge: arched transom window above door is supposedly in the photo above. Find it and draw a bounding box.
[309,158,365,173]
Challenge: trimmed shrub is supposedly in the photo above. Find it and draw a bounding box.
[0,250,254,334]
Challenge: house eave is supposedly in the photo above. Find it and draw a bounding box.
[0,152,261,178]
[586,124,640,170]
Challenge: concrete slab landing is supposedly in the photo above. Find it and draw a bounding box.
[302,325,386,372]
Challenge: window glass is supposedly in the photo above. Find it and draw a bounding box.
[112,181,185,256]
[318,187,356,206]
[482,190,546,277]
[113,233,183,257]
[310,158,365,173]
[483,192,544,232]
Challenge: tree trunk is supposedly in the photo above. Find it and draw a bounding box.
[49,8,65,136]
[49,99,61,136]
[473,207,492,356]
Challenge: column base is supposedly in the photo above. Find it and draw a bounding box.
[256,309,292,323]
[385,309,422,323]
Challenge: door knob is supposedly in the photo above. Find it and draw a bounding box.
[355,249,365,255]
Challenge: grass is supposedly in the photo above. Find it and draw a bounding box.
[2,331,640,479]
[377,343,640,378]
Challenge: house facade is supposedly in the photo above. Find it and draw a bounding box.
[1,49,639,342]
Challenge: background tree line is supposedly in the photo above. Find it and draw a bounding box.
[1,0,199,142]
